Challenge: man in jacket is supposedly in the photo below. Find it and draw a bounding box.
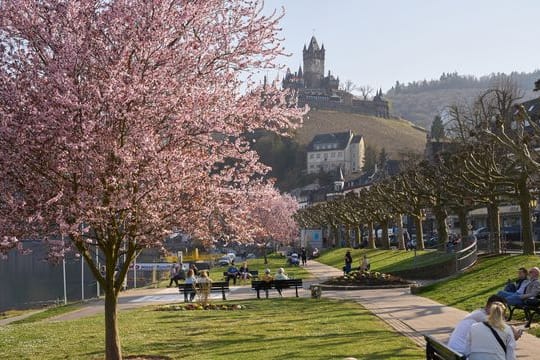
[505,266,540,306]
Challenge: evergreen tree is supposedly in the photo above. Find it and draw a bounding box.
[363,145,378,174]
[378,147,388,169]
[430,115,445,140]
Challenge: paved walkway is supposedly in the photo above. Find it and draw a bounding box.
[3,260,540,358]
[306,261,540,359]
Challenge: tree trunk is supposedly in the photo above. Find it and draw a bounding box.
[487,203,501,254]
[457,207,468,239]
[396,214,405,250]
[381,219,390,249]
[331,225,339,247]
[414,215,425,250]
[354,225,360,248]
[368,222,376,249]
[434,206,448,250]
[345,225,351,248]
[104,287,122,360]
[518,178,535,255]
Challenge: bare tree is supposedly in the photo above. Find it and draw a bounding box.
[358,85,374,100]
[340,79,357,93]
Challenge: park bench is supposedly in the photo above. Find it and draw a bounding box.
[178,281,229,302]
[251,279,303,299]
[425,335,466,360]
[507,296,540,328]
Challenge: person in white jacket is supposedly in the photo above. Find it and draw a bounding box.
[465,301,516,360]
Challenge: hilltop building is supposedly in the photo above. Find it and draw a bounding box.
[282,36,389,118]
[306,130,364,175]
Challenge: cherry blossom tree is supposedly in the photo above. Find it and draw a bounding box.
[0,1,302,359]
[247,187,299,259]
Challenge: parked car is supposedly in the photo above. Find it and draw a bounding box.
[217,256,231,266]
[474,226,522,242]
[473,227,489,241]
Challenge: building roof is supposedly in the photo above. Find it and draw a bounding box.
[306,130,354,152]
[307,36,320,52]
[351,135,363,143]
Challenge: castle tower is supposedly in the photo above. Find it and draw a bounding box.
[303,36,325,88]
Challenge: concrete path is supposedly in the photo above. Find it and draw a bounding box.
[306,260,540,359]
[0,309,46,326]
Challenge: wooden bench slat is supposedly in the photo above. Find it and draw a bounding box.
[424,335,466,360]
[507,296,540,328]
[251,279,303,299]
[178,281,230,301]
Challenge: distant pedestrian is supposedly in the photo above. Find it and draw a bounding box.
[344,250,353,274]
[403,230,411,251]
[300,247,307,266]
[360,254,370,272]
[167,262,185,287]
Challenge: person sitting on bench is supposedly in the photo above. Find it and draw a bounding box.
[239,262,251,281]
[274,267,289,297]
[261,268,273,282]
[225,261,240,285]
[503,267,540,307]
[464,301,516,359]
[448,295,521,355]
[497,267,529,299]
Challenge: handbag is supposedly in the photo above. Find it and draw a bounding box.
[482,322,507,354]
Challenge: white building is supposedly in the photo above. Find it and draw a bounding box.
[306,130,364,175]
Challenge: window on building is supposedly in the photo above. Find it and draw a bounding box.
[316,153,321,159]
[331,152,336,158]
[337,151,343,158]
[309,154,314,159]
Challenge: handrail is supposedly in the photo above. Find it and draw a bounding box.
[457,239,477,255]
[455,238,478,272]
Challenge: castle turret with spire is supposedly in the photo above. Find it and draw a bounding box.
[282,36,389,118]
[303,36,325,88]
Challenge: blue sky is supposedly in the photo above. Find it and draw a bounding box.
[265,0,540,91]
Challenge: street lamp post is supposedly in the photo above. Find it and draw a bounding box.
[530,198,538,243]
[62,234,67,305]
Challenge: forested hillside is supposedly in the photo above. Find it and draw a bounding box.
[386,70,540,129]
[252,110,426,191]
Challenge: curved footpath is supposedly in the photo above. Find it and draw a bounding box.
[306,261,540,359]
[2,261,540,358]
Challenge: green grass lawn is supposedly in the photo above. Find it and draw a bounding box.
[417,254,540,313]
[317,248,452,273]
[0,298,423,360]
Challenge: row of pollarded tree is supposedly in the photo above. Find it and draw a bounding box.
[295,79,540,255]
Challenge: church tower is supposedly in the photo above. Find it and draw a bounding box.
[303,36,325,88]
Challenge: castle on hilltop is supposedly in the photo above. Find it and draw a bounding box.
[282,36,389,118]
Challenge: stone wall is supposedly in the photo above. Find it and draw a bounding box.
[388,255,457,280]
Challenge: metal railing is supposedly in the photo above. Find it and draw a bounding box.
[455,238,478,272]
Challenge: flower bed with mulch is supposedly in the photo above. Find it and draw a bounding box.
[321,270,411,288]
[155,303,245,311]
